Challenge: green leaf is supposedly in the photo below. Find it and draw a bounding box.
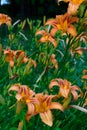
[9,127,17,130]
[54,127,61,130]
[0,94,5,105]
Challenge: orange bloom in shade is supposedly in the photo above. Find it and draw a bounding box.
[0,13,12,26]
[4,49,29,67]
[35,30,57,48]
[15,50,28,64]
[26,93,63,126]
[50,54,58,69]
[45,13,78,36]
[49,78,82,100]
[82,70,87,79]
[4,49,16,67]
[73,47,87,55]
[83,77,87,80]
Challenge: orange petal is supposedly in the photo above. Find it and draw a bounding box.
[49,80,59,89]
[49,37,57,48]
[71,85,82,92]
[82,75,87,79]
[35,30,45,36]
[10,60,14,67]
[69,17,78,24]
[40,110,53,127]
[45,19,56,27]
[9,84,20,92]
[50,28,58,37]
[31,59,37,68]
[68,3,79,15]
[23,57,28,63]
[71,90,79,101]
[67,25,77,36]
[50,54,58,69]
[71,85,82,100]
[26,113,32,122]
[39,36,48,43]
[60,87,70,98]
[50,102,64,111]
[74,47,83,55]
[16,94,22,101]
[27,103,35,115]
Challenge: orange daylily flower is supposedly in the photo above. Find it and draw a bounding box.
[58,0,84,5]
[82,70,87,79]
[4,49,16,67]
[74,47,87,55]
[9,84,35,103]
[9,84,63,126]
[9,84,39,116]
[71,0,84,5]
[67,2,80,15]
[45,13,78,36]
[50,54,58,69]
[49,78,82,100]
[68,0,84,15]
[0,13,12,26]
[4,49,29,67]
[35,30,57,48]
[15,50,28,64]
[58,0,84,15]
[26,93,63,126]
[82,75,87,79]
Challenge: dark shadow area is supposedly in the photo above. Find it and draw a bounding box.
[0,0,68,21]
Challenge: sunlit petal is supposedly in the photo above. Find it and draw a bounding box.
[50,102,64,111]
[40,110,53,127]
[67,25,77,36]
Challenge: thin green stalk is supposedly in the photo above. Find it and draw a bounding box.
[35,66,47,85]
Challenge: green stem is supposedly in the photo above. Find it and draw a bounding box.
[35,66,47,84]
